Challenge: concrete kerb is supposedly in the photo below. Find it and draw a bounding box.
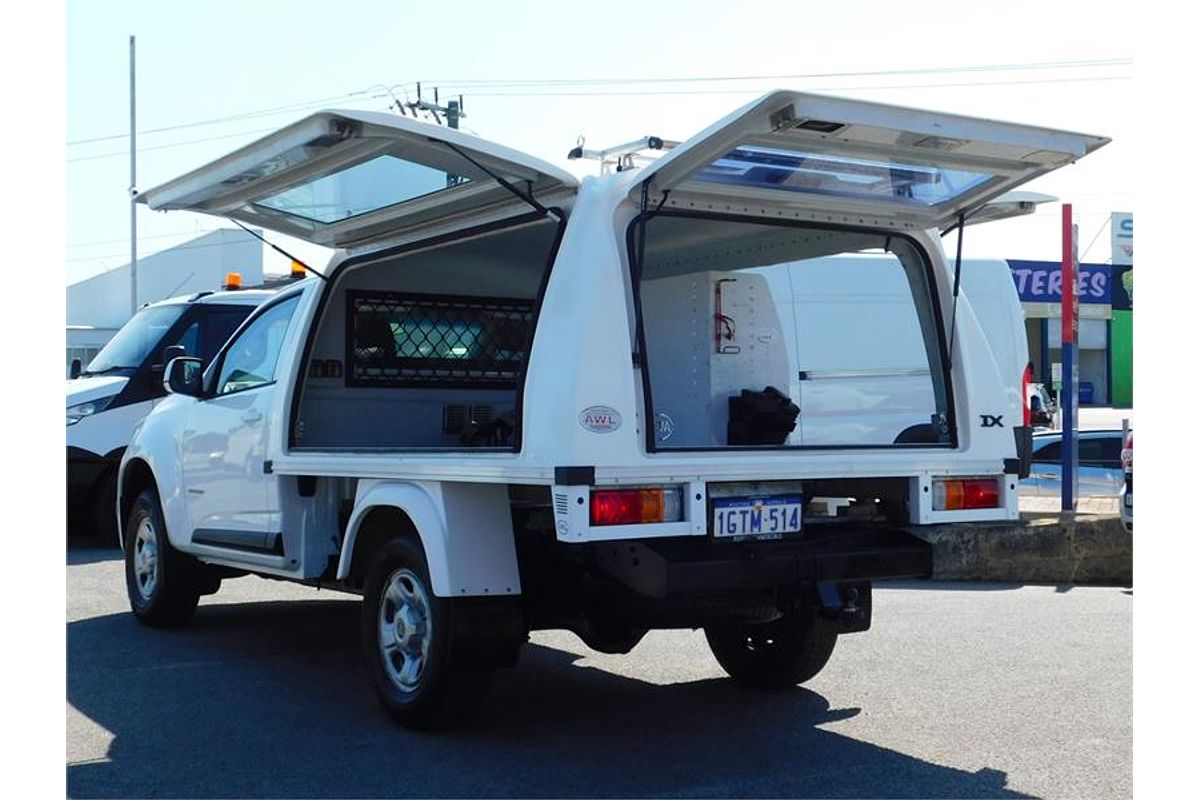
[911,510,1132,585]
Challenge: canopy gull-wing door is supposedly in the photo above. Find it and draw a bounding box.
[139,111,578,251]
[958,191,1056,229]
[636,91,1108,231]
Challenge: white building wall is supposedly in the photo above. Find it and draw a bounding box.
[66,228,263,328]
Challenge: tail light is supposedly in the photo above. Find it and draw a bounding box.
[1121,432,1133,471]
[933,477,1001,511]
[590,487,683,526]
[1022,362,1033,427]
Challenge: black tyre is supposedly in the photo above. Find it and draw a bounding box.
[704,609,838,689]
[361,537,493,731]
[124,488,202,627]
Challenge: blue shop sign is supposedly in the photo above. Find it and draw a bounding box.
[1007,260,1111,305]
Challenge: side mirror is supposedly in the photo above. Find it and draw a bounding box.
[164,357,204,397]
[155,345,188,373]
[69,358,82,379]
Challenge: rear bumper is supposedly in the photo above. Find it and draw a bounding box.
[590,525,932,599]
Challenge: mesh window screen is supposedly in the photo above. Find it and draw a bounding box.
[347,290,534,388]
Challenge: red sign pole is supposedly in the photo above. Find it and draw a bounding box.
[1061,204,1076,347]
[1061,204,1079,511]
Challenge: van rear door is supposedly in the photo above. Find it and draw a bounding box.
[634,91,1107,230]
[138,111,578,251]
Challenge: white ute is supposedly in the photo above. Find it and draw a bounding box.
[67,289,271,538]
[119,91,1107,729]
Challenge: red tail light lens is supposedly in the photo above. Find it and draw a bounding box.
[933,478,1001,510]
[1022,362,1033,427]
[590,488,682,526]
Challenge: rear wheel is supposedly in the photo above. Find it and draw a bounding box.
[361,537,493,730]
[124,488,203,627]
[704,609,838,689]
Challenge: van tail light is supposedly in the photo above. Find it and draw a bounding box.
[932,478,1001,511]
[590,487,683,526]
[1121,432,1133,471]
[1022,362,1033,427]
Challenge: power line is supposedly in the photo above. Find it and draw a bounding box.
[424,57,1132,90]
[1080,217,1112,261]
[67,96,396,165]
[66,59,1125,147]
[66,230,268,263]
[462,74,1131,98]
[66,73,1130,168]
[67,125,282,164]
[68,227,223,249]
[65,85,416,147]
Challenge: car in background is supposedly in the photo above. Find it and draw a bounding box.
[1019,428,1126,498]
[1120,430,1132,531]
[67,288,274,539]
[1027,382,1056,428]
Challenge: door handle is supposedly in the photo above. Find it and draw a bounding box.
[242,409,264,424]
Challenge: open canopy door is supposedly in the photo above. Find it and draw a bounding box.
[959,191,1056,229]
[139,111,578,250]
[636,91,1108,231]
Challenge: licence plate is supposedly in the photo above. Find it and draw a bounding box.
[713,495,802,539]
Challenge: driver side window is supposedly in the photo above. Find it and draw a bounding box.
[216,296,300,395]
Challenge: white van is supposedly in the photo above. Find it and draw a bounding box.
[67,290,272,537]
[119,90,1107,729]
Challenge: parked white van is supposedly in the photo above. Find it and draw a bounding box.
[119,90,1107,729]
[67,289,272,538]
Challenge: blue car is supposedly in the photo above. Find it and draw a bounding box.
[1019,429,1126,498]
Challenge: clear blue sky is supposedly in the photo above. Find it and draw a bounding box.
[66,0,1133,283]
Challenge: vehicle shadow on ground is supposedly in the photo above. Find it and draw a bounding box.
[66,538,123,566]
[68,600,1032,799]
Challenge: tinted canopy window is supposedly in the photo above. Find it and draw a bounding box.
[695,146,993,209]
[635,214,950,449]
[255,154,469,224]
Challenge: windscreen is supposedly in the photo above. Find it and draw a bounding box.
[84,304,187,375]
[635,215,951,449]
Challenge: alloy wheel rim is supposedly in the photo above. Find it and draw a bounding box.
[133,517,159,601]
[377,568,432,693]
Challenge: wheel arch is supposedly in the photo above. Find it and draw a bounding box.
[337,480,521,599]
[117,457,156,551]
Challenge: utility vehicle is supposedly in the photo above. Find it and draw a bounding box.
[67,288,270,538]
[119,90,1107,728]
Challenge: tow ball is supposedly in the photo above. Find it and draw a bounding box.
[816,581,872,633]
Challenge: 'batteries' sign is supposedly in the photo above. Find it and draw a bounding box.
[1007,260,1111,305]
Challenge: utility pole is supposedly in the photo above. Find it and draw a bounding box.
[129,35,138,315]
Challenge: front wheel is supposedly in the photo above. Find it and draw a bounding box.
[704,609,838,689]
[361,538,493,730]
[124,488,202,627]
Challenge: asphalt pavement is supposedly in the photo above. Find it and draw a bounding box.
[67,539,1131,799]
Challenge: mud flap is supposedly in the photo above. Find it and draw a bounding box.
[1013,425,1033,479]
